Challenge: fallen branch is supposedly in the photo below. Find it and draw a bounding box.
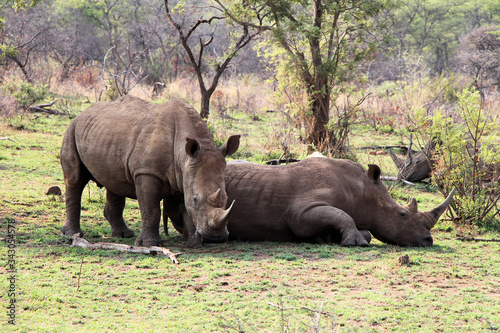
[381,176,415,186]
[359,145,410,151]
[267,302,335,318]
[70,234,181,264]
[27,100,66,115]
[0,137,15,142]
[34,100,58,108]
[28,106,66,115]
[1,198,34,206]
[457,236,500,243]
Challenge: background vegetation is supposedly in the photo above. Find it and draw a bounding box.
[1,0,499,331]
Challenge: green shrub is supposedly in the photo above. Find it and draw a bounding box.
[416,89,500,229]
[2,81,48,107]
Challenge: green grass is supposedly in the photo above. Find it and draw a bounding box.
[1,111,499,332]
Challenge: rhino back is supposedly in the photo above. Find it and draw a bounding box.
[71,95,211,197]
[225,158,371,241]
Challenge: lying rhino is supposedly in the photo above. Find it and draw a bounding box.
[60,95,240,247]
[389,141,436,183]
[170,158,455,247]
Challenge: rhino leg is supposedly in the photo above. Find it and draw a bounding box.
[133,175,163,247]
[359,230,372,244]
[163,196,185,237]
[61,144,91,237]
[182,213,203,248]
[104,190,135,238]
[162,200,169,237]
[292,206,369,246]
[62,178,89,237]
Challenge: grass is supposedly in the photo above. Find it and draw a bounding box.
[1,105,499,332]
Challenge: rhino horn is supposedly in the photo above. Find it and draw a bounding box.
[408,198,418,212]
[212,200,235,227]
[425,188,456,227]
[208,188,223,204]
[389,149,406,169]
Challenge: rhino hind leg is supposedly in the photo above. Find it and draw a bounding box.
[104,190,135,238]
[359,230,372,244]
[61,162,92,237]
[163,196,186,237]
[133,174,164,247]
[293,206,369,247]
[62,178,89,237]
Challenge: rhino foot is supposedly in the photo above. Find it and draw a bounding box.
[62,224,82,237]
[111,228,136,238]
[359,230,372,244]
[340,230,369,247]
[134,234,163,247]
[185,237,203,249]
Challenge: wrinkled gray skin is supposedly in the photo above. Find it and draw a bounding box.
[184,158,454,247]
[60,95,240,247]
[390,141,436,182]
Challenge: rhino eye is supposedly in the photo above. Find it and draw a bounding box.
[193,195,200,205]
[399,211,407,217]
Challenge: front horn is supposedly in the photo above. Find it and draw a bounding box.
[213,200,235,227]
[426,188,456,227]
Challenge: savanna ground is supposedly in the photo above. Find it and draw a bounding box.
[1,77,499,332]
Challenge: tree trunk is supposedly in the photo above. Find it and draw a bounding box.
[200,90,212,119]
[200,87,217,119]
[308,90,330,150]
[10,56,32,83]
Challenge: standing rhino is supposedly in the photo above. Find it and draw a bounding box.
[168,158,454,247]
[60,95,240,247]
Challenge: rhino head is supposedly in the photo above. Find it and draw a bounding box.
[364,165,455,246]
[181,135,240,245]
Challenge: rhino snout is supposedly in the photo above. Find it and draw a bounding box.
[418,236,433,247]
[197,228,229,245]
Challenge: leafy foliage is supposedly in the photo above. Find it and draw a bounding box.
[228,0,393,153]
[2,80,48,106]
[412,89,500,229]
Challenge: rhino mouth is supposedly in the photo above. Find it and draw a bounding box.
[196,230,229,245]
[372,233,433,247]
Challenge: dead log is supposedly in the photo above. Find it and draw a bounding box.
[70,234,181,264]
[359,145,410,152]
[380,176,415,186]
[27,100,66,115]
[457,236,500,242]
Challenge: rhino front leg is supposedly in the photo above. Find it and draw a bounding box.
[134,175,163,247]
[182,213,203,248]
[104,190,135,238]
[292,206,369,246]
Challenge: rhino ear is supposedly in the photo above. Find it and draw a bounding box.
[185,137,200,157]
[367,164,381,183]
[219,135,241,157]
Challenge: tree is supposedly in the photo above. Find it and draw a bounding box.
[164,0,264,119]
[390,0,500,77]
[454,25,500,99]
[221,0,391,152]
[0,1,52,82]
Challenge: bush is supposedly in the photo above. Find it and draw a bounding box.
[2,81,48,107]
[419,89,500,229]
